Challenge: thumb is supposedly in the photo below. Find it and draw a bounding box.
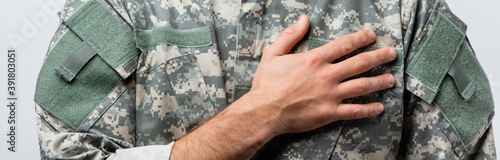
[264,14,310,57]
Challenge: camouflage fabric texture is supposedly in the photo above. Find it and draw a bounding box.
[34,0,496,159]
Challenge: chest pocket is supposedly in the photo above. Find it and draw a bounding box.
[133,24,217,144]
[34,0,139,130]
[405,12,494,154]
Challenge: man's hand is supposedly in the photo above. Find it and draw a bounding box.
[171,15,397,160]
[247,14,396,135]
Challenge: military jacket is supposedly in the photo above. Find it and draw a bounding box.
[35,0,496,159]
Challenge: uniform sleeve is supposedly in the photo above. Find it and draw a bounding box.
[35,0,176,159]
[36,103,176,159]
[401,0,496,159]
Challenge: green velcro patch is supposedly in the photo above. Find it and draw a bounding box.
[134,26,213,49]
[56,42,97,82]
[406,13,465,99]
[405,12,493,146]
[232,87,252,102]
[35,30,121,130]
[434,42,494,146]
[64,0,139,79]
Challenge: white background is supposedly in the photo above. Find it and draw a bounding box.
[0,0,499,159]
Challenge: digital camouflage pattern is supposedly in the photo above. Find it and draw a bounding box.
[35,0,496,159]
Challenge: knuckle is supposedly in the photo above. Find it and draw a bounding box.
[355,56,370,70]
[305,53,320,66]
[356,79,370,92]
[358,32,369,43]
[283,27,296,34]
[321,106,336,118]
[378,50,386,62]
[370,105,379,116]
[350,108,361,119]
[379,76,387,88]
[338,38,353,52]
[317,72,331,85]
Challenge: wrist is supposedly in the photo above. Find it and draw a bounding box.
[170,92,280,159]
[237,91,285,137]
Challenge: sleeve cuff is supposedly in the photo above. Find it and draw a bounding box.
[112,141,175,160]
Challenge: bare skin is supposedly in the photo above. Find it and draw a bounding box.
[171,15,397,160]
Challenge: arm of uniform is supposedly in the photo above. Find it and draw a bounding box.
[400,0,496,159]
[34,0,176,159]
[36,104,175,159]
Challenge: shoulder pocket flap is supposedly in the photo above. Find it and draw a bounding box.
[60,0,139,80]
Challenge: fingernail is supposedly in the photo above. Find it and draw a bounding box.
[388,48,397,60]
[387,75,395,87]
[367,30,376,40]
[377,105,384,113]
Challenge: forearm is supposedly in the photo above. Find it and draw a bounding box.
[170,93,277,160]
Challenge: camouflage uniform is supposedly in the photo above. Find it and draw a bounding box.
[34,0,496,159]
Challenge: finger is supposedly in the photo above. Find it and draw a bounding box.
[332,47,397,80]
[310,30,376,62]
[264,15,310,57]
[335,102,384,120]
[336,74,395,99]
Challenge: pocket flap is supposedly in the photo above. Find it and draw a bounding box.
[59,0,139,80]
[134,26,213,49]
